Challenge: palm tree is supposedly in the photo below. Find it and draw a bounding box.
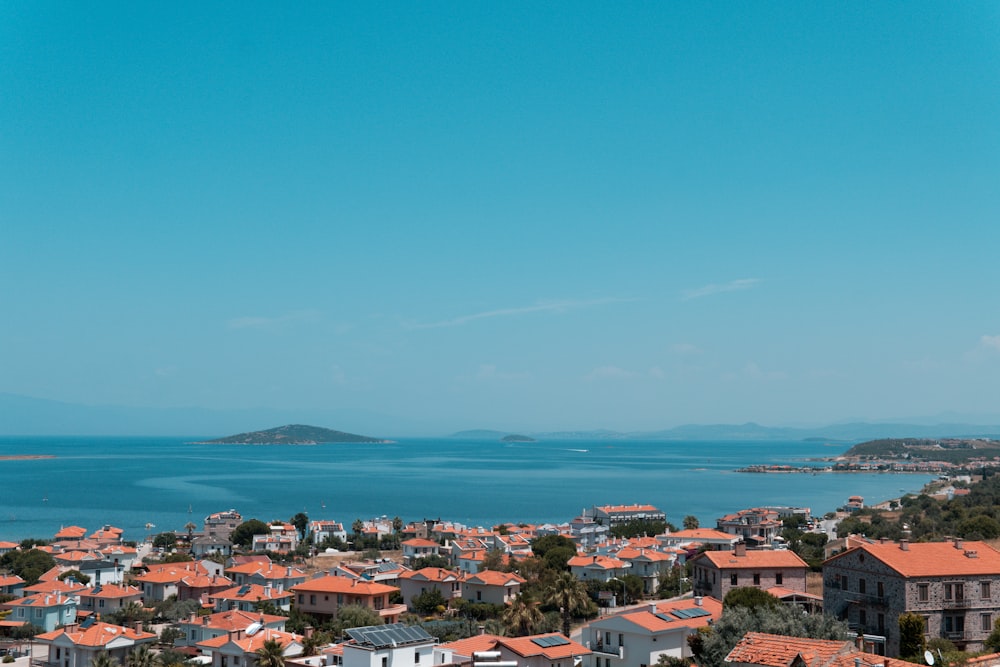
[255,638,286,667]
[545,571,591,636]
[184,522,198,539]
[501,594,543,637]
[126,645,156,667]
[90,652,120,667]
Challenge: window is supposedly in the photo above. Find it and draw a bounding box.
[415,650,421,664]
[918,584,929,602]
[944,615,965,635]
[983,614,992,632]
[841,575,849,590]
[477,591,482,601]
[310,594,316,605]
[877,581,884,598]
[234,658,240,666]
[753,573,760,586]
[618,633,624,647]
[775,573,783,585]
[605,632,611,645]
[945,583,964,601]
[859,578,866,594]
[381,658,388,667]
[730,574,738,586]
[298,594,304,604]
[877,613,885,634]
[982,582,991,599]
[859,609,866,626]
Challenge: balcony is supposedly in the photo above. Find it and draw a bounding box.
[588,643,624,659]
[943,631,966,641]
[941,598,973,609]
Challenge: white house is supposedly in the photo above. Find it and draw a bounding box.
[343,624,436,667]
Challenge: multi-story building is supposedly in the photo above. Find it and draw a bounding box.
[823,538,1000,656]
[585,505,666,528]
[689,542,808,600]
[583,596,722,667]
[290,574,406,623]
[715,508,783,548]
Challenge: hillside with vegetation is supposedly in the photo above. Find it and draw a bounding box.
[836,470,1000,541]
[843,437,1000,463]
[197,424,389,445]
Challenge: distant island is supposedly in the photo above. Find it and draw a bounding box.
[841,437,1000,464]
[500,434,535,443]
[195,424,391,445]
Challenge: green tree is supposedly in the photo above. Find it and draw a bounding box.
[0,548,56,585]
[481,549,506,572]
[89,653,120,667]
[898,612,927,660]
[411,589,447,615]
[125,645,156,667]
[332,605,382,637]
[683,515,700,530]
[545,572,592,636]
[231,519,270,549]
[58,569,91,585]
[152,532,177,549]
[184,522,198,539]
[530,534,577,571]
[502,594,544,637]
[723,587,779,610]
[392,516,403,533]
[412,554,451,569]
[255,638,286,667]
[291,513,309,540]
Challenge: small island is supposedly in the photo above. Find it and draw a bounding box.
[195,424,391,445]
[500,434,536,443]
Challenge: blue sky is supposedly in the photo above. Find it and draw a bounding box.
[2,3,999,434]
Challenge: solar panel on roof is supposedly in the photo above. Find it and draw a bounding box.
[238,584,252,596]
[80,616,96,629]
[532,636,569,648]
[671,607,710,620]
[346,624,432,649]
[653,613,675,623]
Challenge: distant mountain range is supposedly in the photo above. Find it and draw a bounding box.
[452,421,1000,442]
[196,424,389,445]
[3,392,1000,441]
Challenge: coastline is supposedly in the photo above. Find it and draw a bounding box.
[0,454,55,460]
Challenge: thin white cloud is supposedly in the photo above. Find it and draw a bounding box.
[227,310,319,330]
[682,278,761,301]
[476,364,530,381]
[585,365,637,381]
[408,297,637,329]
[648,366,666,379]
[981,335,1000,352]
[671,342,701,355]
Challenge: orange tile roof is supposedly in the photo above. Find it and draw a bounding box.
[695,550,808,570]
[666,528,738,541]
[400,567,460,583]
[291,575,397,596]
[402,538,440,547]
[37,621,156,647]
[829,540,1000,577]
[596,504,661,513]
[198,627,301,653]
[182,609,285,631]
[54,526,87,539]
[81,584,142,599]
[462,570,526,586]
[0,575,25,586]
[617,597,722,632]
[617,547,673,561]
[568,555,627,569]
[498,633,590,659]
[0,541,18,549]
[212,583,292,602]
[726,632,923,667]
[437,633,502,658]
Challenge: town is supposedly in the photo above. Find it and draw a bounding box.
[4,472,1000,667]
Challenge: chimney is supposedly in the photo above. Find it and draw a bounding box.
[966,550,979,559]
[134,621,143,633]
[64,623,78,634]
[899,539,909,551]
[695,596,703,607]
[734,542,746,557]
[203,615,210,625]
[954,538,964,550]
[304,626,314,639]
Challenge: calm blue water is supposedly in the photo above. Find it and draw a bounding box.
[0,437,936,542]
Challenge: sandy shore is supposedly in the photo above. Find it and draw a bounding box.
[0,454,55,460]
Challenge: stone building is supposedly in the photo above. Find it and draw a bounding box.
[823,538,1000,657]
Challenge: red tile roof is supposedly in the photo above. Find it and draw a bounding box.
[829,540,1000,577]
[498,633,590,659]
[695,549,808,570]
[616,596,722,632]
[37,622,156,647]
[291,575,397,596]
[726,632,923,667]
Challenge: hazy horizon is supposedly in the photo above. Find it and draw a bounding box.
[3,4,998,434]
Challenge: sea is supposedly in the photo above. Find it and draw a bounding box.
[0,436,938,543]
